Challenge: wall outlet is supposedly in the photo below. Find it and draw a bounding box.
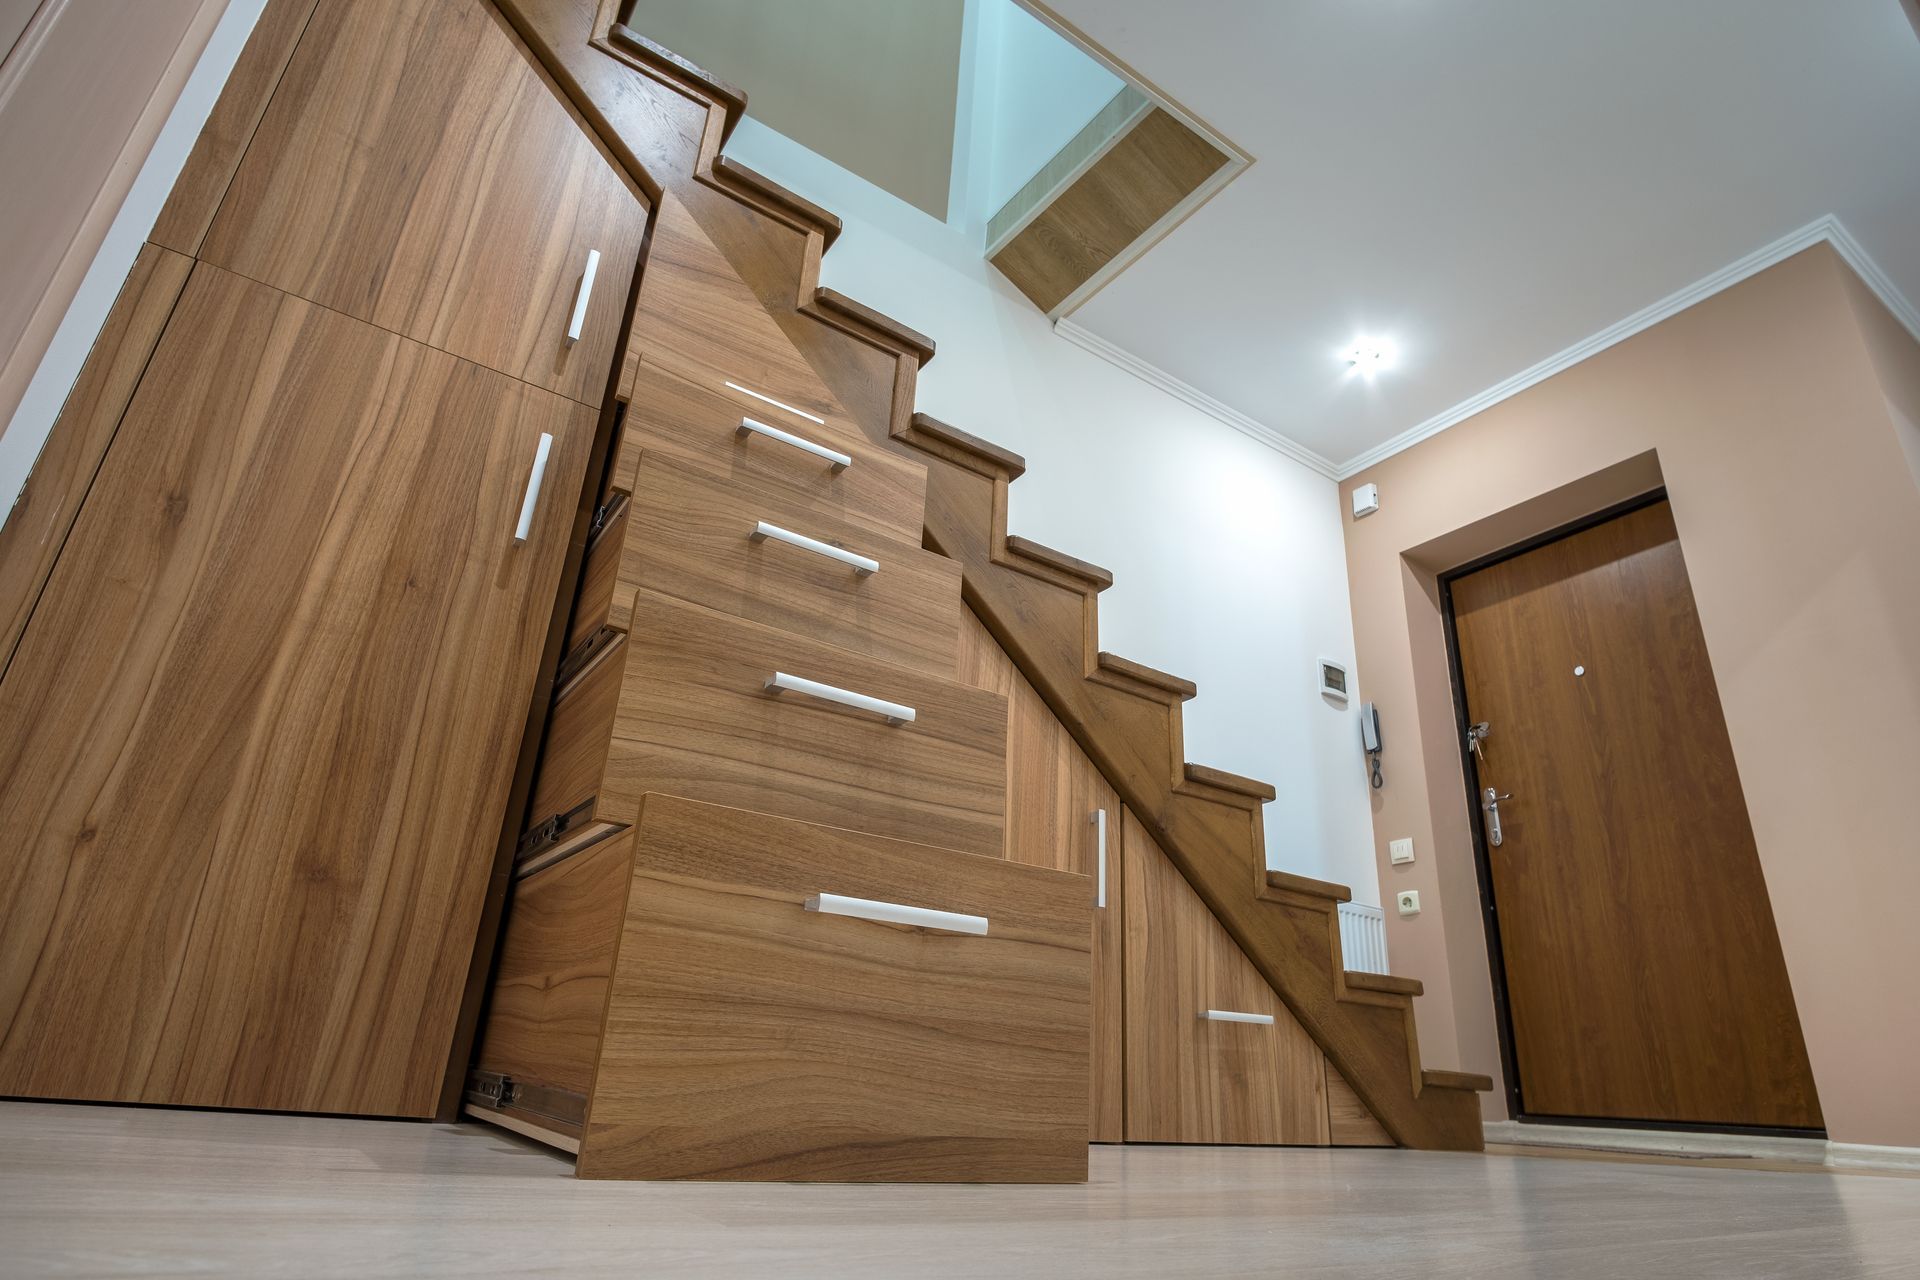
[1388,837,1415,865]
[1395,890,1421,917]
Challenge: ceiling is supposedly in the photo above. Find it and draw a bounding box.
[625,0,964,217]
[1046,0,1920,473]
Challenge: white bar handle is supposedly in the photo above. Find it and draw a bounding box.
[565,248,601,346]
[735,416,851,472]
[1201,1009,1275,1025]
[765,671,915,725]
[512,432,554,544]
[1092,808,1109,909]
[750,521,877,576]
[805,892,987,936]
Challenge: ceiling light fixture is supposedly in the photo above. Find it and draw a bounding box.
[1342,337,1397,378]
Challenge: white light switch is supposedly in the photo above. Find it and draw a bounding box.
[1389,837,1415,865]
[1396,890,1421,917]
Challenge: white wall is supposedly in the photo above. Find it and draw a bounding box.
[729,118,1385,905]
[978,0,1122,215]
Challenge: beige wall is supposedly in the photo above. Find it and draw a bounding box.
[0,0,230,465]
[1340,244,1920,1148]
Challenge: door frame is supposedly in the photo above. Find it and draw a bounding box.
[1436,486,1821,1139]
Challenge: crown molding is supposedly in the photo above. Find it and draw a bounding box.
[1051,317,1340,478]
[1335,215,1920,480]
[1052,215,1920,486]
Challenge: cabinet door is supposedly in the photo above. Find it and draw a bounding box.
[954,610,1123,1140]
[0,265,592,1117]
[1122,808,1330,1144]
[201,0,646,406]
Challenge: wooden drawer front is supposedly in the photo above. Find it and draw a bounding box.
[1122,809,1330,1145]
[622,454,960,676]
[567,493,629,657]
[627,196,843,425]
[603,590,1006,858]
[527,635,626,830]
[202,0,647,406]
[578,794,1089,1182]
[615,357,926,545]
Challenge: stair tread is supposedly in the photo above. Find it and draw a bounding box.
[1184,762,1277,802]
[712,156,841,249]
[1003,536,1113,591]
[608,25,746,144]
[1263,868,1353,904]
[813,288,936,365]
[1344,970,1423,997]
[1423,1068,1495,1092]
[1095,651,1197,700]
[906,413,1026,479]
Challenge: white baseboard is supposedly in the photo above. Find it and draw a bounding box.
[1825,1142,1920,1173]
[1483,1120,1826,1163]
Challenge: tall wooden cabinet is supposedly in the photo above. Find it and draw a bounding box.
[0,0,644,1116]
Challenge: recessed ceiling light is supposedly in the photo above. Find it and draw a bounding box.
[1342,337,1397,378]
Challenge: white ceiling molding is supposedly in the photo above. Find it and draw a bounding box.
[1051,317,1340,478]
[1056,215,1919,485]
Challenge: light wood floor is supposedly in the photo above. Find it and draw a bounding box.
[3,1101,1917,1277]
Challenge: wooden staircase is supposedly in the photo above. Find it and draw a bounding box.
[496,0,1490,1151]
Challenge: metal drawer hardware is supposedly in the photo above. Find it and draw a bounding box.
[564,248,601,345]
[1200,1009,1276,1025]
[725,379,828,425]
[804,892,988,936]
[735,416,851,471]
[1092,808,1109,909]
[749,521,878,575]
[1483,787,1512,847]
[765,671,915,724]
[512,432,553,543]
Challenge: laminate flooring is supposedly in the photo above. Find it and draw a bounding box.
[2,1101,1915,1277]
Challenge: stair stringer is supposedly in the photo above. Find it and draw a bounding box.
[495,0,1489,1152]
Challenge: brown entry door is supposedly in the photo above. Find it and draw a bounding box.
[1451,498,1821,1130]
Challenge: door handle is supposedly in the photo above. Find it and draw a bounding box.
[1091,808,1108,909]
[512,432,554,544]
[565,249,601,346]
[749,521,878,575]
[1483,787,1512,847]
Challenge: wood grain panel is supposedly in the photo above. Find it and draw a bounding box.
[1123,808,1329,1145]
[602,589,1007,858]
[0,244,191,679]
[474,831,633,1099]
[956,609,1123,1141]
[614,356,927,545]
[991,108,1229,314]
[0,265,592,1116]
[1326,1061,1394,1146]
[147,0,323,255]
[1452,499,1822,1129]
[528,635,627,828]
[201,0,646,405]
[628,195,840,422]
[578,794,1089,1182]
[566,492,628,657]
[621,452,962,676]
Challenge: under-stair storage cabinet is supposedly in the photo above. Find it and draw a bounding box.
[0,0,645,1117]
[0,266,594,1114]
[199,0,646,408]
[1122,808,1331,1145]
[472,794,1091,1181]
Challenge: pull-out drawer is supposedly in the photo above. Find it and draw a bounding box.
[614,357,926,545]
[471,794,1091,1182]
[618,453,960,675]
[600,589,1007,858]
[1122,808,1332,1145]
[526,632,627,835]
[565,493,629,659]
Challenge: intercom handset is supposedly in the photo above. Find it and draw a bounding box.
[1361,702,1383,789]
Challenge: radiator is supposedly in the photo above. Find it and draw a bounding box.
[1338,902,1390,975]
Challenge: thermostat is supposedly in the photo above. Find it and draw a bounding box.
[1351,483,1380,519]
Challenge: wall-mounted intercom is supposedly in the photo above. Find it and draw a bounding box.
[1361,701,1383,789]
